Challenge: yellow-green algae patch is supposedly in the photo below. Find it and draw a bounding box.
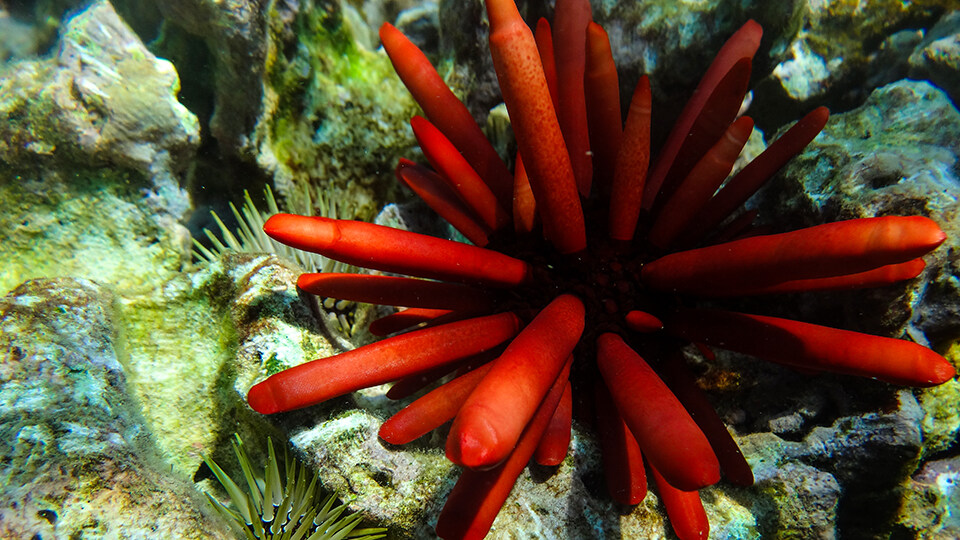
[919,341,960,458]
[256,0,419,222]
[0,168,187,297]
[115,265,238,477]
[897,341,960,539]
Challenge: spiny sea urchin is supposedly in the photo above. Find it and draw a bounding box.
[245,1,955,538]
[203,435,387,540]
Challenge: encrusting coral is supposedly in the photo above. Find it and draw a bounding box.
[245,0,956,538]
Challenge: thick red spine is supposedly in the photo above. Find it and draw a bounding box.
[608,76,651,241]
[650,466,709,540]
[410,116,510,230]
[679,106,830,245]
[648,116,755,249]
[642,21,762,209]
[594,381,647,505]
[380,22,512,206]
[596,333,720,491]
[395,159,491,246]
[667,308,956,386]
[584,21,623,194]
[247,312,520,414]
[661,354,753,486]
[298,273,494,311]
[552,0,594,196]
[534,379,573,466]
[701,259,927,296]
[435,358,571,540]
[379,363,494,445]
[642,216,946,295]
[485,0,586,253]
[446,294,585,468]
[264,214,532,288]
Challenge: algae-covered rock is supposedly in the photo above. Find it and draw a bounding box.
[0,166,190,296]
[153,0,267,155]
[285,404,672,538]
[898,454,960,538]
[254,0,421,222]
[0,278,233,539]
[754,0,960,128]
[731,390,937,538]
[909,10,960,110]
[918,342,960,460]
[0,0,199,177]
[0,0,198,296]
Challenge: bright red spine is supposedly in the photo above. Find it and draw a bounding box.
[379,363,494,445]
[642,216,946,295]
[247,312,521,414]
[435,358,571,540]
[584,21,623,193]
[650,465,710,540]
[667,308,956,386]
[485,0,586,253]
[446,294,585,468]
[263,214,532,288]
[596,333,720,491]
[298,273,494,311]
[534,379,573,466]
[642,20,762,209]
[552,0,593,196]
[380,22,513,206]
[594,381,647,505]
[609,75,652,241]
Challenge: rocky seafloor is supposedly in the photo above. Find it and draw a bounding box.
[1,0,959,538]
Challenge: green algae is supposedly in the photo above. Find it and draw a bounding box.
[115,266,238,477]
[919,341,960,458]
[257,0,419,222]
[0,167,187,297]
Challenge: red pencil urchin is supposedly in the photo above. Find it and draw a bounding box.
[247,1,956,538]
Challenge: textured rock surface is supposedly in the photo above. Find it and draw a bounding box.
[909,10,960,113]
[287,408,675,538]
[754,0,960,128]
[898,452,960,537]
[154,0,267,155]
[0,0,198,296]
[0,0,199,180]
[0,278,233,539]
